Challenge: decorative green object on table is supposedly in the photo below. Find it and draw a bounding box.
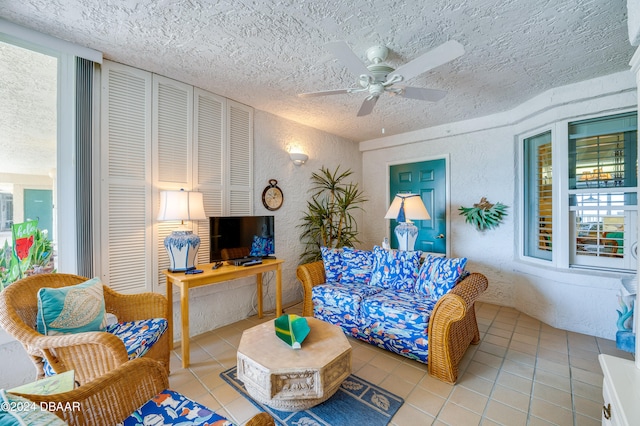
[274,314,310,349]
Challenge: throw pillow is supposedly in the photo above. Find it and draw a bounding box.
[340,248,374,284]
[415,255,468,301]
[320,246,343,282]
[369,245,422,291]
[37,277,107,336]
[249,235,274,257]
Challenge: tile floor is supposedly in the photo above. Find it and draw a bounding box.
[168,302,633,425]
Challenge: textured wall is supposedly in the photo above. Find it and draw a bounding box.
[169,109,362,340]
[361,70,637,340]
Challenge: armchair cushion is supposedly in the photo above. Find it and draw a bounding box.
[119,389,232,426]
[36,277,107,336]
[369,246,422,291]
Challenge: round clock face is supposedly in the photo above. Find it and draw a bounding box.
[262,185,283,211]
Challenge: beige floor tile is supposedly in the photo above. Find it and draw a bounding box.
[505,348,537,367]
[465,360,500,382]
[570,366,603,386]
[391,361,428,385]
[539,338,569,354]
[572,379,602,402]
[484,400,527,426]
[491,384,530,412]
[406,386,447,417]
[532,382,572,408]
[369,352,402,373]
[438,401,482,425]
[511,332,538,346]
[448,386,489,414]
[390,401,435,426]
[417,373,455,399]
[529,397,573,425]
[575,412,602,426]
[354,363,389,385]
[486,326,513,339]
[212,381,243,406]
[457,372,494,396]
[574,394,603,421]
[473,349,505,370]
[536,358,570,378]
[501,359,534,380]
[380,374,417,399]
[509,339,538,356]
[534,369,571,393]
[496,370,533,395]
[483,333,510,348]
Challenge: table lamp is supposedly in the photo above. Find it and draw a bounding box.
[384,193,430,251]
[157,189,207,272]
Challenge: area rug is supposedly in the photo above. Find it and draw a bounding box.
[220,366,404,426]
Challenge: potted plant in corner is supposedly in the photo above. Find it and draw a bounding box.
[298,166,367,264]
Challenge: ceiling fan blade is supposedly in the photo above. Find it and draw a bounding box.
[392,40,465,82]
[326,41,371,77]
[298,88,352,98]
[357,96,379,117]
[400,86,448,102]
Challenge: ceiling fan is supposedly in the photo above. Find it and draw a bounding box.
[298,40,465,117]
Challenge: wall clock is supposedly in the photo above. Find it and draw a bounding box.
[262,179,283,211]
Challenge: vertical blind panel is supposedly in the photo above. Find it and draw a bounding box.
[156,221,175,288]
[229,104,252,187]
[108,70,148,180]
[108,184,149,293]
[197,94,223,186]
[75,58,94,278]
[157,82,189,184]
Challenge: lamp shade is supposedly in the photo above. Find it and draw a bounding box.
[157,190,206,221]
[384,194,430,252]
[384,194,430,222]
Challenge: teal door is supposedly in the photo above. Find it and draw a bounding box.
[389,159,446,253]
[24,189,53,238]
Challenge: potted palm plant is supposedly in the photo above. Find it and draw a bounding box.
[298,166,367,264]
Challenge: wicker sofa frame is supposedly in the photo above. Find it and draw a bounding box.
[296,261,488,384]
[0,273,170,385]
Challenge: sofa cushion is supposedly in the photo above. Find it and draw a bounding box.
[321,246,344,283]
[369,246,422,291]
[415,255,468,301]
[340,248,374,284]
[312,282,384,330]
[36,277,107,336]
[119,388,232,425]
[360,290,437,363]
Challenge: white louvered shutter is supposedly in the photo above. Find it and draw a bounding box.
[194,88,225,264]
[227,100,253,215]
[100,61,153,293]
[152,75,193,289]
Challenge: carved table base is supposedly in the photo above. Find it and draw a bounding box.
[237,317,352,411]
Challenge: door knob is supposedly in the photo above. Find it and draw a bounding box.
[435,234,445,239]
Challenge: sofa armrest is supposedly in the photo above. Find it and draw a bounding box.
[296,261,326,316]
[427,272,488,383]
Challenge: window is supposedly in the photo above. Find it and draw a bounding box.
[524,131,553,260]
[568,113,637,270]
[522,112,637,272]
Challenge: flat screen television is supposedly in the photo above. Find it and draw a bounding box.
[209,216,275,262]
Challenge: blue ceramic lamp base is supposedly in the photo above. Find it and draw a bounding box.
[165,230,201,272]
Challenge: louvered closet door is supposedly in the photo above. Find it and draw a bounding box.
[100,61,153,293]
[152,75,194,289]
[227,100,253,215]
[194,88,225,265]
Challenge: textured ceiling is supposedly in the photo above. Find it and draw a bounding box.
[0,0,636,157]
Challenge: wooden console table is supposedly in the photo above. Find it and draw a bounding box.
[162,258,284,368]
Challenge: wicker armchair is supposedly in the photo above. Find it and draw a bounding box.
[0,273,170,385]
[13,357,274,426]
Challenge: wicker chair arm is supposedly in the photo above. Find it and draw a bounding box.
[296,261,326,316]
[103,288,168,322]
[15,357,168,426]
[32,331,130,384]
[427,272,488,383]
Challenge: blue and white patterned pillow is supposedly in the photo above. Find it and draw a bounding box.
[320,247,343,283]
[415,255,468,301]
[369,245,422,291]
[249,235,274,256]
[340,248,374,284]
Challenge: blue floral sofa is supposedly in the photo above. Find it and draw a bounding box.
[296,246,488,383]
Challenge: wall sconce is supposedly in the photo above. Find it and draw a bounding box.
[290,152,309,166]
